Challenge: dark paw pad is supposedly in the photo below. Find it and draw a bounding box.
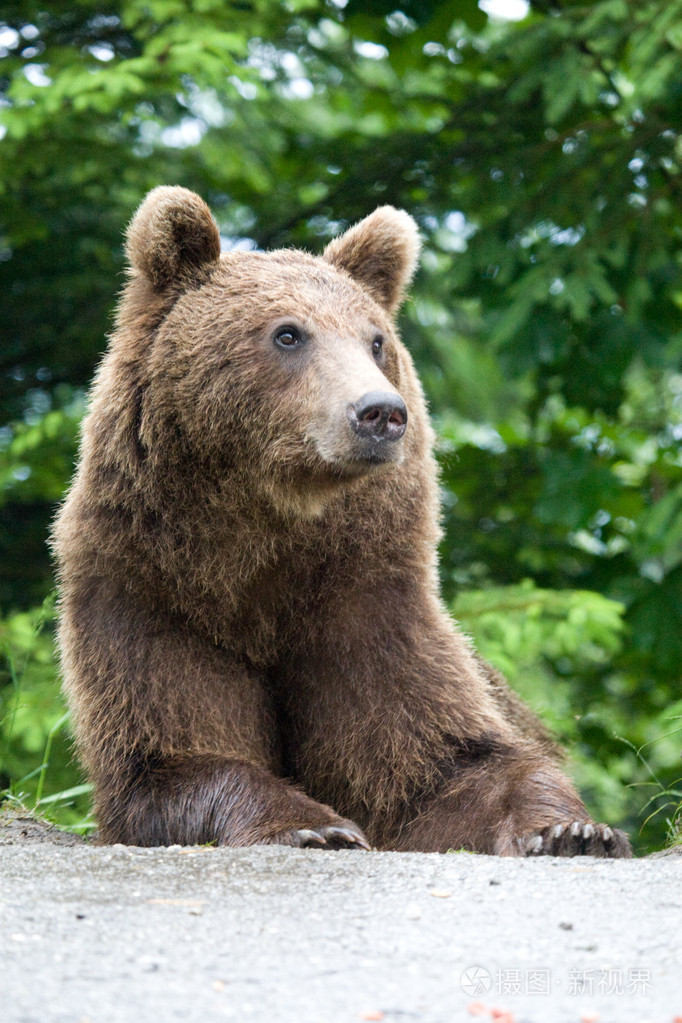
[525,820,631,858]
[267,820,371,850]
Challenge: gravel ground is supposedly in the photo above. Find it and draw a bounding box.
[1,819,681,1023]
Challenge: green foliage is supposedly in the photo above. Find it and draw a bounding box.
[1,0,681,849]
[0,595,94,830]
[453,581,625,688]
[0,392,83,606]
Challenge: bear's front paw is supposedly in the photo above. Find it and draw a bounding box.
[265,820,371,850]
[524,820,631,858]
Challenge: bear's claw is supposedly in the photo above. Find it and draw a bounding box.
[267,821,371,850]
[524,820,631,858]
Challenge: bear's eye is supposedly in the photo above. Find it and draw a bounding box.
[372,335,384,359]
[274,326,303,349]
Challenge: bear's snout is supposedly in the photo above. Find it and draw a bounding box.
[348,390,408,445]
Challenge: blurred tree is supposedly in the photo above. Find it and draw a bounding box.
[1,0,680,848]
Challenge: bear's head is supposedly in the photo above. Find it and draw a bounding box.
[123,186,422,514]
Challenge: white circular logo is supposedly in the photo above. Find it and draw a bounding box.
[460,966,492,996]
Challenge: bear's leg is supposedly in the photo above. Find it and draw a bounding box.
[60,587,369,849]
[392,745,632,857]
[282,595,631,858]
[96,753,369,849]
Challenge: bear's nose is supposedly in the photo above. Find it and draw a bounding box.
[349,391,408,442]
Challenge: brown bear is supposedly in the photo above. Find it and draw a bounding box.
[52,186,631,857]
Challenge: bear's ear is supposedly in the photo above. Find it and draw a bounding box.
[125,186,221,289]
[323,207,421,315]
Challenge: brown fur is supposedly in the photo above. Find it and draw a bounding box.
[52,187,631,857]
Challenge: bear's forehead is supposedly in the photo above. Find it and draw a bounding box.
[213,249,385,323]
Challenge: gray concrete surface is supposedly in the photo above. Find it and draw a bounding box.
[1,843,681,1023]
